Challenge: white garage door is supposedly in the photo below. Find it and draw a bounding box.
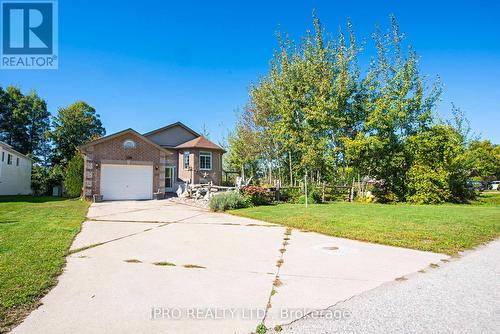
[100,164,153,200]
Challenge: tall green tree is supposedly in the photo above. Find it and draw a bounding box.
[343,16,441,200]
[0,86,50,159]
[240,14,362,186]
[64,150,84,197]
[51,101,105,165]
[23,91,51,158]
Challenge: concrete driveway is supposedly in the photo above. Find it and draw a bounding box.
[13,200,446,334]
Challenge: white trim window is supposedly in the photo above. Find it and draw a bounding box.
[183,151,190,170]
[7,154,12,165]
[199,151,212,170]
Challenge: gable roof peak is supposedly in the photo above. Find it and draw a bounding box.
[79,128,172,154]
[175,135,225,152]
[143,121,200,138]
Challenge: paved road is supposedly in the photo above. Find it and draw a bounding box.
[12,199,445,334]
[272,239,500,334]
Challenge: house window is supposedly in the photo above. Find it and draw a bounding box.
[1,152,4,162]
[199,151,212,170]
[183,151,190,169]
[123,139,136,149]
[16,157,19,166]
[7,154,12,165]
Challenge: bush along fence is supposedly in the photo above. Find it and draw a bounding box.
[207,181,346,211]
[208,176,418,211]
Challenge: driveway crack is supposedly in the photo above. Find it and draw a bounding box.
[261,227,293,326]
[70,212,206,255]
[68,223,171,255]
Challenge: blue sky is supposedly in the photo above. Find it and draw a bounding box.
[2,0,499,144]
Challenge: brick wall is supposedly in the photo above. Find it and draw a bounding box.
[81,132,173,198]
[176,149,222,185]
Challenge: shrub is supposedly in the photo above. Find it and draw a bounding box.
[368,180,397,203]
[295,187,322,204]
[209,191,250,211]
[279,187,301,203]
[406,164,451,204]
[406,124,475,203]
[241,185,273,205]
[355,192,376,203]
[297,194,318,204]
[64,151,84,197]
[308,188,322,203]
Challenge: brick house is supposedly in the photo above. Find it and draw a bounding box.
[79,122,225,200]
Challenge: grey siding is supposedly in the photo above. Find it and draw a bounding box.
[145,126,197,147]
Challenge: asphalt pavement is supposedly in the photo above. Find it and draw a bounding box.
[272,239,500,334]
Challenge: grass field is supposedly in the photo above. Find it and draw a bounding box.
[0,196,89,332]
[230,193,500,255]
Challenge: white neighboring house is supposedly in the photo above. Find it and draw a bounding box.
[0,141,33,195]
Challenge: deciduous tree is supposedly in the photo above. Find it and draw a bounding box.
[51,101,105,165]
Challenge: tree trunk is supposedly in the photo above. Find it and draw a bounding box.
[350,178,355,202]
[288,151,293,186]
[268,160,272,184]
[277,159,282,186]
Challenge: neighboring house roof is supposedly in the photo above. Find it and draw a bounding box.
[0,141,34,161]
[143,121,200,138]
[79,128,173,154]
[175,136,226,152]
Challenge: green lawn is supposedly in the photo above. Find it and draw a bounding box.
[0,196,89,332]
[230,193,500,255]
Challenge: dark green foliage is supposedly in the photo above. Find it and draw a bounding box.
[63,151,84,198]
[279,187,301,203]
[31,165,50,195]
[308,188,322,203]
[31,165,65,196]
[48,165,65,193]
[50,101,105,165]
[369,183,397,203]
[209,191,250,211]
[0,86,50,160]
[297,187,322,204]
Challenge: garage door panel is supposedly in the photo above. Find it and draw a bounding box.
[101,164,153,200]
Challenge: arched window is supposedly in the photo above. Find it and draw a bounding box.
[123,139,136,149]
